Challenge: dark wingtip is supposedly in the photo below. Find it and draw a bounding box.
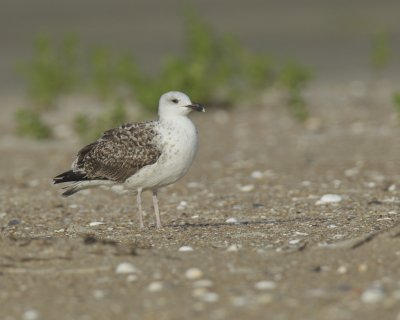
[53,170,88,184]
[61,187,79,197]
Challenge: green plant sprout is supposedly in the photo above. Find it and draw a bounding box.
[279,61,312,122]
[18,34,79,108]
[371,31,391,72]
[73,99,128,142]
[393,92,400,121]
[15,109,52,139]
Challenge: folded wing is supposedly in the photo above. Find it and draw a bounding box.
[54,121,162,184]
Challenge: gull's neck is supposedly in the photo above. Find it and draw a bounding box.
[159,113,189,124]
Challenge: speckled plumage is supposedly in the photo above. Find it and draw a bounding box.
[74,121,161,183]
[54,91,205,228]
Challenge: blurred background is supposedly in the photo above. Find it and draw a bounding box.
[1,0,399,93]
[1,0,399,141]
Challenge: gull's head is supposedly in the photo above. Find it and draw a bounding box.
[158,91,205,118]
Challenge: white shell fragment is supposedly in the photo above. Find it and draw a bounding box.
[361,286,385,303]
[226,217,239,224]
[178,246,194,252]
[193,279,214,288]
[226,244,239,252]
[201,292,219,303]
[23,310,39,320]
[148,281,164,292]
[89,221,105,227]
[239,184,255,192]
[185,268,203,280]
[316,194,342,205]
[177,201,188,210]
[251,171,264,179]
[254,281,277,290]
[115,262,138,274]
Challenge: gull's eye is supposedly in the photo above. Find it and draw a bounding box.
[171,98,179,104]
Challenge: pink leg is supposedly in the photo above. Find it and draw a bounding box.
[152,190,162,229]
[137,188,144,228]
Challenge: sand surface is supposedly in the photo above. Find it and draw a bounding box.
[1,83,400,320]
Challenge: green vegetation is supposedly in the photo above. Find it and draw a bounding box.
[73,100,127,142]
[18,34,79,109]
[279,61,312,122]
[371,31,391,72]
[393,92,400,121]
[17,10,312,140]
[128,11,277,109]
[15,109,52,139]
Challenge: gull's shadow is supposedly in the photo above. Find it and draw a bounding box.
[166,216,330,229]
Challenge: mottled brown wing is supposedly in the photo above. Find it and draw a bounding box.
[75,121,162,182]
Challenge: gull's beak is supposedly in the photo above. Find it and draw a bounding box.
[186,103,205,112]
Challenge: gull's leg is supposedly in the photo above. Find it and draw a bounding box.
[152,189,162,229]
[137,188,144,228]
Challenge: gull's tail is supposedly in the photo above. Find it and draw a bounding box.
[53,170,88,184]
[53,170,88,197]
[53,170,110,197]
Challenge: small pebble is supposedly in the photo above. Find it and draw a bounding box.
[192,288,207,298]
[23,309,39,320]
[345,167,360,177]
[294,231,308,236]
[8,219,20,226]
[231,296,248,307]
[239,184,254,192]
[361,286,385,303]
[316,194,342,205]
[115,262,137,274]
[306,288,327,298]
[68,204,79,209]
[358,264,368,272]
[289,239,301,245]
[28,179,39,187]
[126,274,138,282]
[193,279,213,288]
[256,293,273,304]
[201,292,219,303]
[89,221,105,227]
[388,184,396,192]
[187,182,201,188]
[226,244,239,252]
[185,268,203,280]
[177,201,188,210]
[251,171,263,179]
[92,290,105,300]
[254,281,277,290]
[366,182,376,188]
[148,281,163,292]
[337,266,347,274]
[332,234,344,239]
[226,217,239,224]
[179,246,194,252]
[0,212,7,219]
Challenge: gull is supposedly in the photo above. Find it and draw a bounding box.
[53,91,205,228]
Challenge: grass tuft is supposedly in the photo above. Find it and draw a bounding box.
[15,109,52,139]
[17,9,313,140]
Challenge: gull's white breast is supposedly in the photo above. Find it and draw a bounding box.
[124,116,198,191]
